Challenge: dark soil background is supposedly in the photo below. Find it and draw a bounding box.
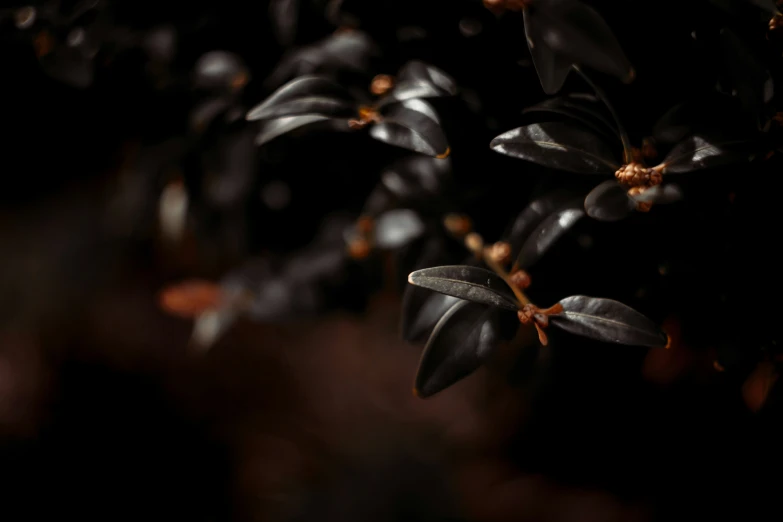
[1,1,782,521]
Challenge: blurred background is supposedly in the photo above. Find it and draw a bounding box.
[2,0,783,521]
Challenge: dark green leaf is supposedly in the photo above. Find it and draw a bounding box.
[400,238,463,342]
[246,76,355,121]
[631,184,684,204]
[551,295,668,347]
[269,0,299,47]
[719,28,773,130]
[516,207,584,270]
[505,189,585,260]
[190,97,231,133]
[408,265,519,310]
[522,93,619,144]
[254,114,351,147]
[524,9,572,95]
[661,135,752,174]
[380,60,457,104]
[380,155,451,203]
[533,0,633,83]
[584,180,635,221]
[264,30,380,91]
[490,122,620,174]
[372,100,449,157]
[403,291,463,343]
[414,300,502,398]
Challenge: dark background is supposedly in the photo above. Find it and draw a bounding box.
[1,0,782,521]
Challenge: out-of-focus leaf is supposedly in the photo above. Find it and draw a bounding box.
[194,51,248,92]
[264,30,380,91]
[719,28,772,130]
[158,280,224,319]
[490,122,620,174]
[523,9,571,95]
[408,266,519,310]
[528,0,633,84]
[254,114,351,146]
[380,155,450,203]
[516,207,584,270]
[522,94,619,143]
[190,97,231,133]
[143,25,177,63]
[400,236,462,341]
[374,209,426,249]
[246,75,356,120]
[742,361,778,412]
[191,307,239,351]
[372,100,449,157]
[504,189,584,260]
[584,180,635,221]
[380,60,457,104]
[414,300,502,398]
[661,135,752,173]
[269,0,299,47]
[550,295,668,347]
[201,128,257,209]
[39,46,94,88]
[631,184,684,204]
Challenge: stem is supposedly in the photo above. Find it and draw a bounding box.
[485,255,531,306]
[460,232,532,306]
[573,65,633,164]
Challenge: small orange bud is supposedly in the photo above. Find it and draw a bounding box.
[464,232,484,254]
[158,280,223,319]
[509,269,531,290]
[370,74,394,96]
[348,237,372,260]
[485,241,511,265]
[443,213,472,236]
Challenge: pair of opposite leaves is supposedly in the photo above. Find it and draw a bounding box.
[401,190,667,398]
[490,93,755,221]
[246,60,457,158]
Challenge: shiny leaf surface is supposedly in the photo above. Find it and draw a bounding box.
[254,114,351,147]
[550,295,668,347]
[516,207,584,270]
[661,135,752,174]
[414,300,502,398]
[246,76,356,121]
[380,60,457,104]
[372,100,449,157]
[408,266,519,310]
[505,189,585,261]
[490,122,620,174]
